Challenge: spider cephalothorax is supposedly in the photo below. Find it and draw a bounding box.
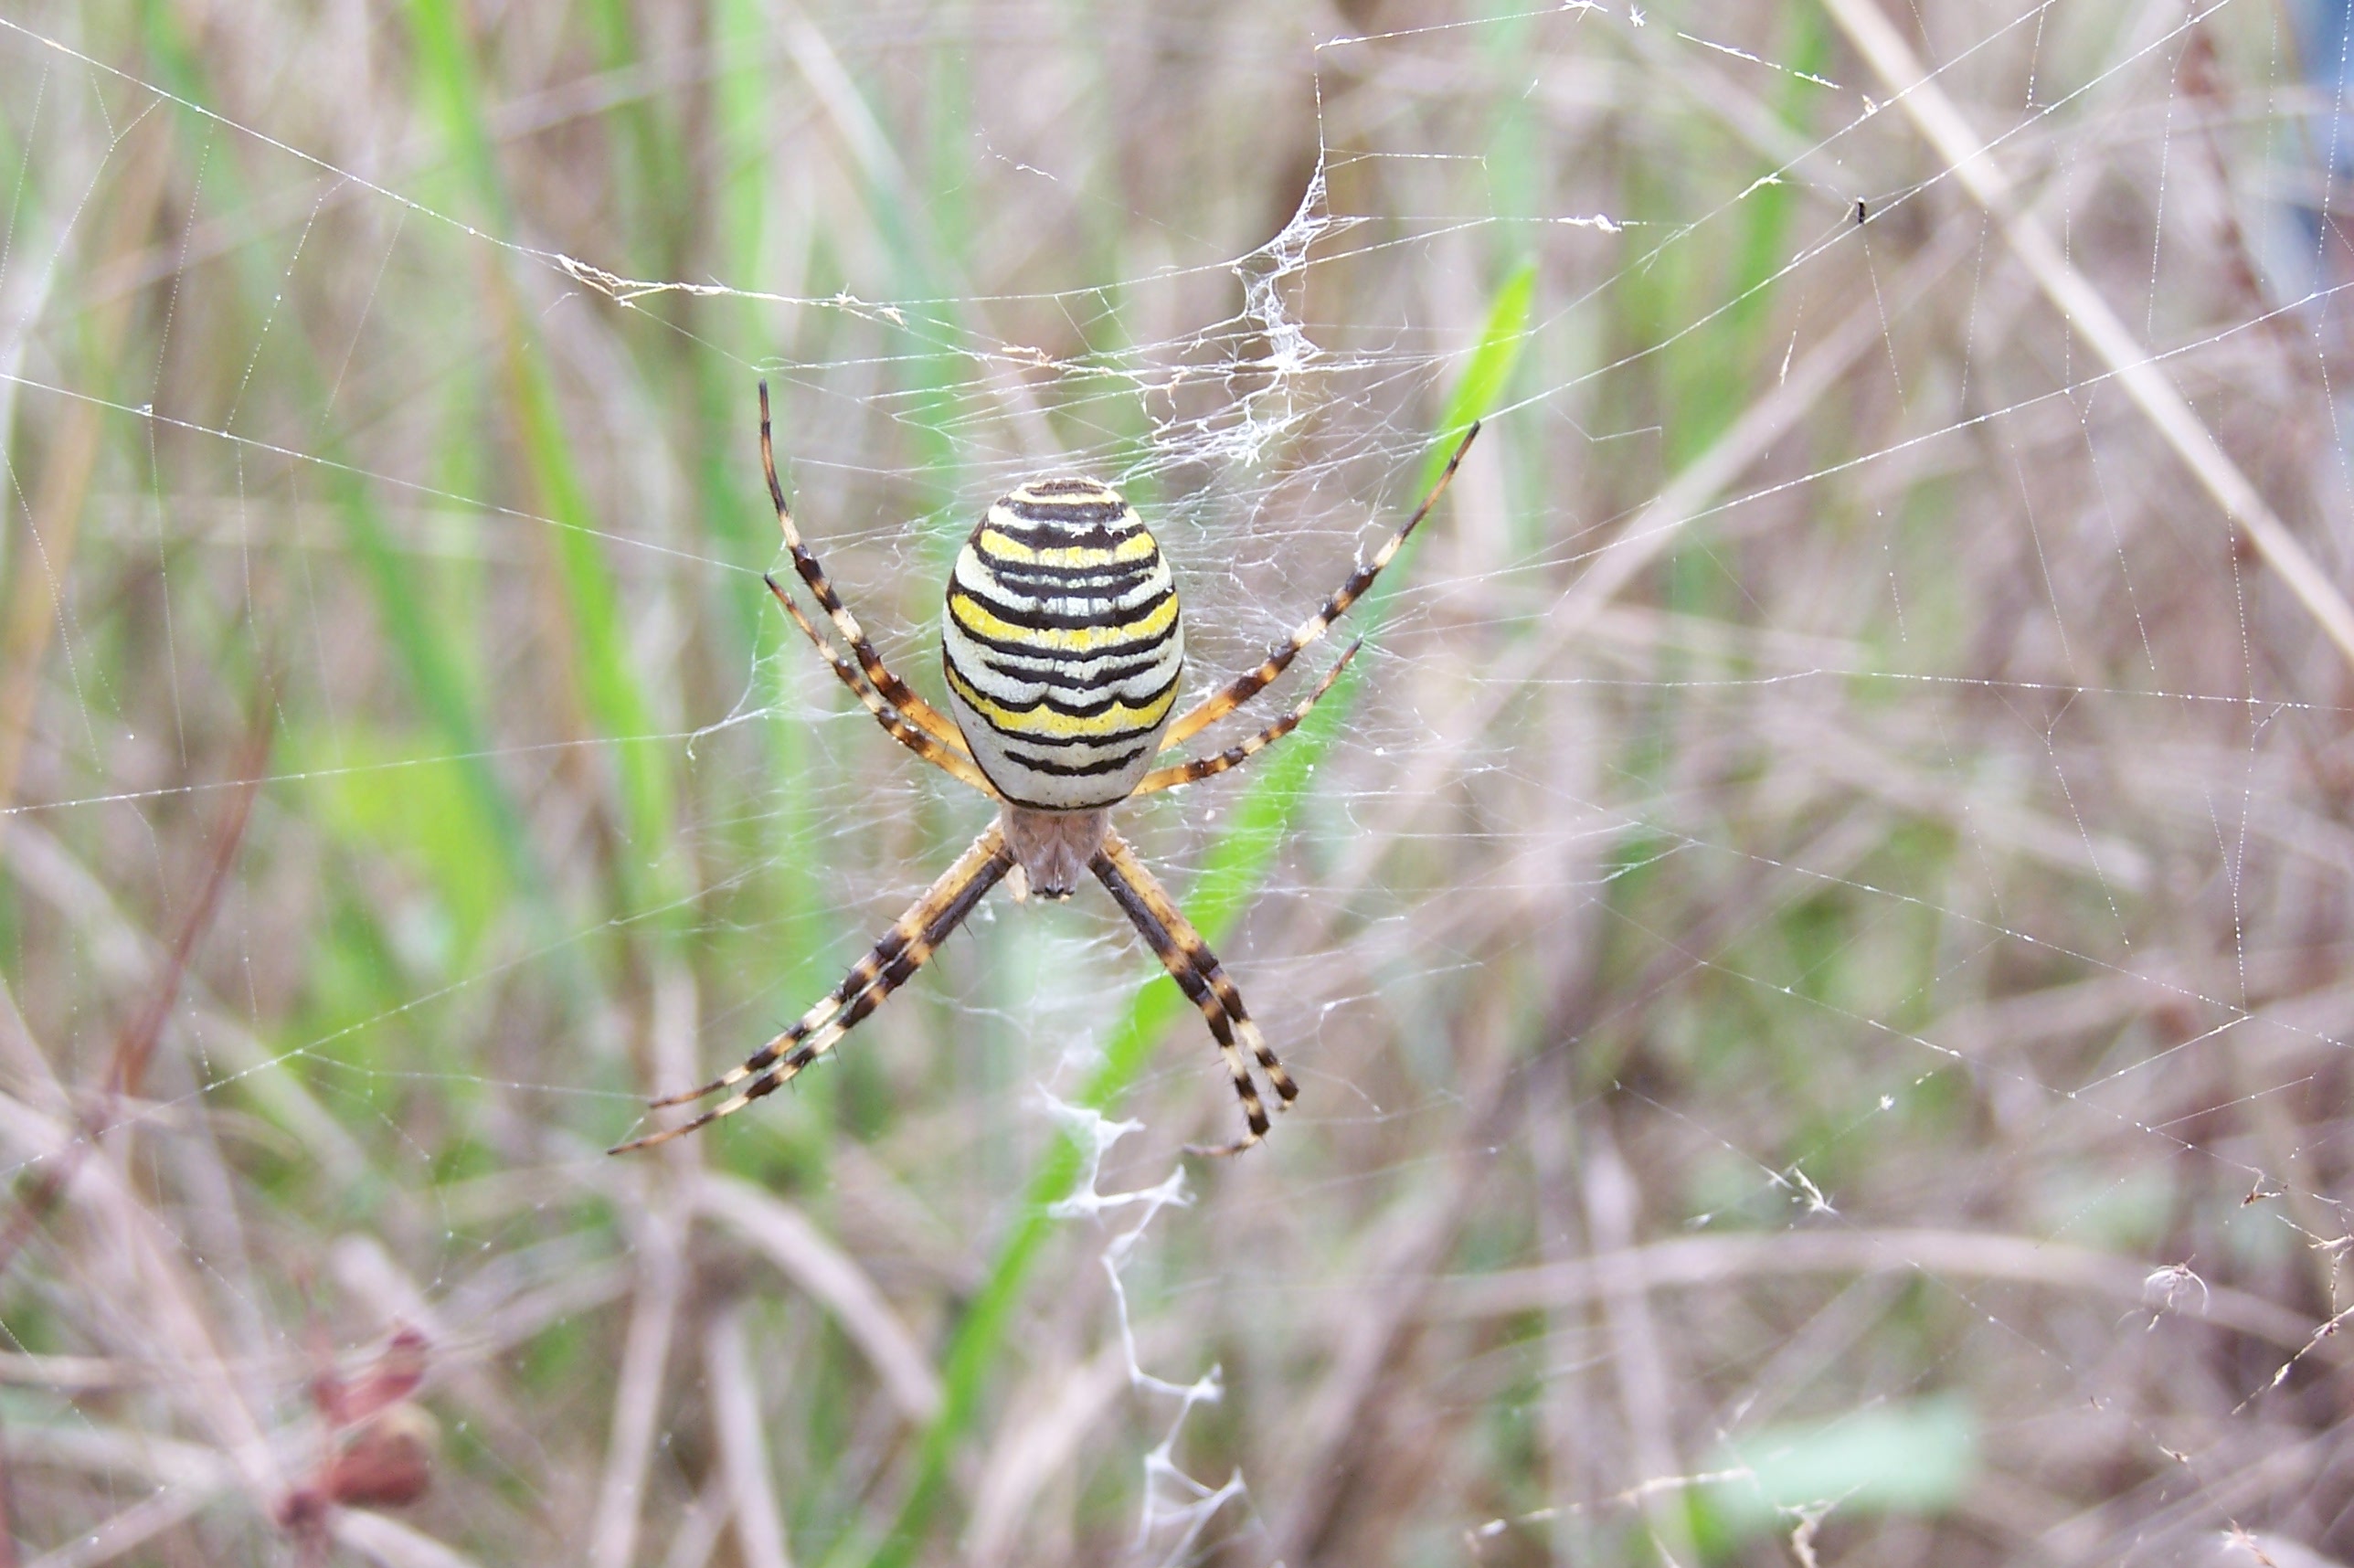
[612,384,1476,1157]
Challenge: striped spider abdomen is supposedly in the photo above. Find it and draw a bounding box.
[940,477,1186,812]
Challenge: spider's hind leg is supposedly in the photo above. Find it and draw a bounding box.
[1091,828,1296,1157]
[611,824,1013,1153]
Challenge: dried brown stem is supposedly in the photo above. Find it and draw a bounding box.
[0,697,273,1283]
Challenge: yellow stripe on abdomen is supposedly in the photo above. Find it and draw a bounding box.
[974,526,1159,569]
[946,588,1177,655]
[943,662,1178,740]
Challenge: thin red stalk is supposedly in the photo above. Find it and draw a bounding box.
[0,699,275,1281]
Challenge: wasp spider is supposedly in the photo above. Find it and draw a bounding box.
[612,385,1477,1157]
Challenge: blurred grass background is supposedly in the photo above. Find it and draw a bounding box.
[3,0,2353,1564]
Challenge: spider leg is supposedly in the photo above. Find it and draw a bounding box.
[758,381,969,755]
[763,575,999,797]
[1091,828,1297,1157]
[1161,420,1479,752]
[1130,640,1359,797]
[610,824,1013,1153]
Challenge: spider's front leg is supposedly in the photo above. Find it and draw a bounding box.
[610,825,1013,1153]
[1159,419,1478,751]
[762,573,997,796]
[757,379,973,760]
[1091,828,1297,1155]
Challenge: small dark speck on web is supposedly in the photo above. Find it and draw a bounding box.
[1855,198,1869,225]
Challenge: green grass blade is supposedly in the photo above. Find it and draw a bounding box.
[675,0,843,1188]
[405,0,682,925]
[136,0,546,918]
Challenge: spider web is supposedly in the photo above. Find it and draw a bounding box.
[0,0,2348,1563]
